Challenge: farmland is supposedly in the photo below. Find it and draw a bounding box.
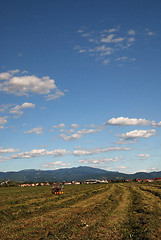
[0,183,161,239]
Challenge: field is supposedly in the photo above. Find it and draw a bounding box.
[0,182,161,240]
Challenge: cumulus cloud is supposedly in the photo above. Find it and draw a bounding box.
[0,148,68,161]
[103,59,110,64]
[0,147,19,154]
[0,72,11,80]
[53,123,65,129]
[45,90,65,101]
[73,146,130,156]
[101,34,124,43]
[75,28,134,64]
[148,31,154,36]
[116,166,127,170]
[75,26,154,65]
[105,117,153,126]
[78,128,102,134]
[79,156,121,164]
[153,121,161,127]
[0,126,6,129]
[116,56,128,61]
[0,147,20,161]
[128,37,135,42]
[70,124,80,128]
[105,117,161,128]
[119,129,156,140]
[8,69,20,74]
[0,70,65,100]
[41,161,71,168]
[137,154,150,159]
[0,116,8,126]
[128,29,135,35]
[64,129,75,134]
[9,102,35,117]
[106,28,118,33]
[0,106,6,113]
[24,127,43,135]
[96,45,113,56]
[116,138,137,145]
[145,29,155,36]
[59,127,102,141]
[60,133,82,141]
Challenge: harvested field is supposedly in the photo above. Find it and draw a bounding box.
[0,182,161,239]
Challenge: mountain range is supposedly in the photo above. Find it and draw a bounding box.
[0,166,161,182]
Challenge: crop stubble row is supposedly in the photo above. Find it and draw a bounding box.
[0,183,161,239]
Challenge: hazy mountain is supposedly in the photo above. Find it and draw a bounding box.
[0,166,160,182]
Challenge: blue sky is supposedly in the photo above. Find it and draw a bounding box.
[0,0,161,173]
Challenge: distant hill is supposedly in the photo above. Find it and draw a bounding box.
[0,166,161,182]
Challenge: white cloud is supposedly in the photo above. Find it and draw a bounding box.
[137,154,150,159]
[7,75,56,95]
[107,28,118,33]
[120,129,156,140]
[0,126,7,129]
[0,72,11,80]
[128,29,135,35]
[153,121,161,127]
[96,45,113,56]
[45,90,65,101]
[116,56,128,61]
[101,34,124,43]
[73,146,130,156]
[128,37,135,42]
[105,117,153,126]
[18,53,23,57]
[79,49,86,53]
[8,69,20,74]
[0,104,13,113]
[151,167,157,171]
[77,128,101,134]
[79,156,121,164]
[74,146,83,150]
[75,26,155,65]
[41,161,71,168]
[116,138,137,145]
[138,169,149,173]
[59,129,64,133]
[0,147,19,154]
[82,33,91,37]
[145,29,155,36]
[60,133,82,141]
[0,70,65,100]
[65,129,75,134]
[70,124,80,128]
[116,166,127,170]
[1,148,68,161]
[0,116,8,125]
[21,102,35,108]
[77,29,84,33]
[24,127,43,135]
[103,59,110,65]
[10,102,35,117]
[138,167,158,173]
[53,123,65,129]
[60,127,102,141]
[148,31,154,36]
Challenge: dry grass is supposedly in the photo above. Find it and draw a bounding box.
[0,182,161,239]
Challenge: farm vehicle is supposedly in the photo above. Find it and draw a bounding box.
[52,183,64,194]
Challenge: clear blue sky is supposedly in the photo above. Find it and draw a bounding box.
[0,0,161,173]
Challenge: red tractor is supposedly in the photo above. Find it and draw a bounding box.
[52,183,64,195]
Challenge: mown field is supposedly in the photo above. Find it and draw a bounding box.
[0,182,161,240]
